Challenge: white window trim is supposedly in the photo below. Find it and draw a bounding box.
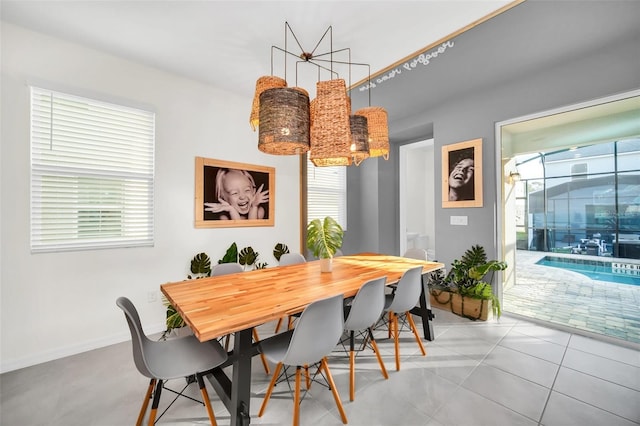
[30,87,155,252]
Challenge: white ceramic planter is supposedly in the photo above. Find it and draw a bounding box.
[320,257,333,273]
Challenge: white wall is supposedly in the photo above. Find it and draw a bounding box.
[0,23,300,372]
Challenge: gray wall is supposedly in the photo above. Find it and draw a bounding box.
[343,159,380,254]
[344,2,640,267]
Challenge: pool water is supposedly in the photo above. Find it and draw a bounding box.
[536,257,640,286]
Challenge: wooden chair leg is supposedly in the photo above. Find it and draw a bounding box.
[136,378,155,426]
[349,330,356,401]
[274,317,283,333]
[368,328,388,380]
[252,328,271,375]
[197,374,218,426]
[147,379,163,426]
[406,312,426,356]
[293,366,302,426]
[321,358,348,424]
[304,365,311,389]
[288,315,294,330]
[259,363,282,417]
[392,313,401,371]
[349,350,356,401]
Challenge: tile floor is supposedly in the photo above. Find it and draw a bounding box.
[1,309,639,426]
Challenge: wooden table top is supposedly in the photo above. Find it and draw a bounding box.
[161,253,444,342]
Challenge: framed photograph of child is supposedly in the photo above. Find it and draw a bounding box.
[195,157,275,228]
[442,138,483,208]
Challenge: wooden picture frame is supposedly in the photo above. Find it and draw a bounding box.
[442,138,483,208]
[195,157,275,228]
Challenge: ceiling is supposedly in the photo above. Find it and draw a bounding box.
[2,0,639,144]
[0,0,515,99]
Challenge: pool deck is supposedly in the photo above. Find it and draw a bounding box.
[504,250,640,344]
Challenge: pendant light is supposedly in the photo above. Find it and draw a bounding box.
[258,87,310,155]
[309,79,351,166]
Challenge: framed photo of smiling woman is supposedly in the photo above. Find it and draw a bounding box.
[441,138,483,208]
[195,157,275,228]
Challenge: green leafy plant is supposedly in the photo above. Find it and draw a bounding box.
[239,246,259,269]
[218,242,238,264]
[273,242,290,261]
[188,252,211,279]
[306,216,344,259]
[164,303,185,335]
[163,251,215,337]
[429,245,507,319]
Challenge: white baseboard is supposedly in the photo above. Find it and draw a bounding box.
[1,321,165,374]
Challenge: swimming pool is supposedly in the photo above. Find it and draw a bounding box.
[536,256,640,286]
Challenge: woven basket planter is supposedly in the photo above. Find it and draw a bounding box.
[429,289,492,321]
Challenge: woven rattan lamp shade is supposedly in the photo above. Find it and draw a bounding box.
[350,115,369,166]
[250,76,287,131]
[310,79,351,167]
[354,106,389,160]
[258,87,310,155]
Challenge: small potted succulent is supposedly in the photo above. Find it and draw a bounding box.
[306,216,344,272]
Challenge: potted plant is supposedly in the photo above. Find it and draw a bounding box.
[306,216,344,272]
[161,252,213,339]
[428,244,507,320]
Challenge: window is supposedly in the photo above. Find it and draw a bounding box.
[30,87,155,252]
[306,155,347,229]
[516,140,640,259]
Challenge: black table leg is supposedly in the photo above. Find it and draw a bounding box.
[410,273,435,341]
[207,328,254,426]
[230,328,252,426]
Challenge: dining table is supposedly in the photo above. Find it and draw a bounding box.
[161,253,444,426]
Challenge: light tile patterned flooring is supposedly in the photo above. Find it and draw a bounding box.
[1,309,639,425]
[505,250,640,344]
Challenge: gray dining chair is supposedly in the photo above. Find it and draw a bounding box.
[211,263,270,375]
[116,297,227,426]
[383,266,427,370]
[403,247,428,260]
[400,246,429,293]
[386,248,429,298]
[279,252,307,265]
[258,294,348,426]
[274,253,307,332]
[342,276,388,401]
[211,262,244,275]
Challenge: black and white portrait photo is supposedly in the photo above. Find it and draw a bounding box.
[447,147,475,201]
[442,139,483,208]
[195,157,275,228]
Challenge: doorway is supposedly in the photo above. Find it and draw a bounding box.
[496,90,640,345]
[399,139,435,258]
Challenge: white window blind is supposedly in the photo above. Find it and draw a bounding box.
[30,87,155,252]
[306,155,347,229]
